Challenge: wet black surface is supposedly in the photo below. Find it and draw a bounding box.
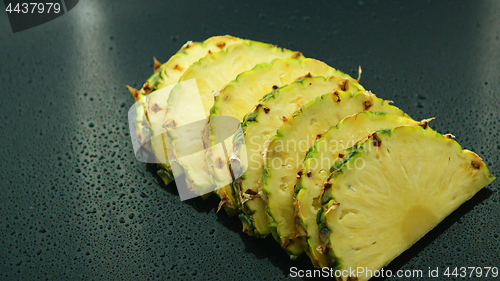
[0,0,499,280]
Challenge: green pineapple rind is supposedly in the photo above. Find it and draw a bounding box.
[316,134,387,269]
[260,91,345,255]
[157,165,175,185]
[295,140,362,265]
[231,95,270,232]
[231,79,309,235]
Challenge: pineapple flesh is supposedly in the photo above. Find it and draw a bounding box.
[262,91,407,258]
[208,58,356,218]
[164,41,303,200]
[319,125,495,281]
[295,111,421,268]
[231,76,364,237]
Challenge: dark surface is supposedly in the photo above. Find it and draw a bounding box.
[0,0,499,280]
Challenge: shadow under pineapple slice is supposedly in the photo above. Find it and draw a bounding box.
[230,76,364,237]
[262,90,407,259]
[295,111,427,268]
[318,125,495,281]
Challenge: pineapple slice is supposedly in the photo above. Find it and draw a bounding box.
[295,111,422,267]
[208,58,360,217]
[231,76,364,236]
[165,41,303,200]
[319,125,495,281]
[130,35,244,184]
[262,90,407,258]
